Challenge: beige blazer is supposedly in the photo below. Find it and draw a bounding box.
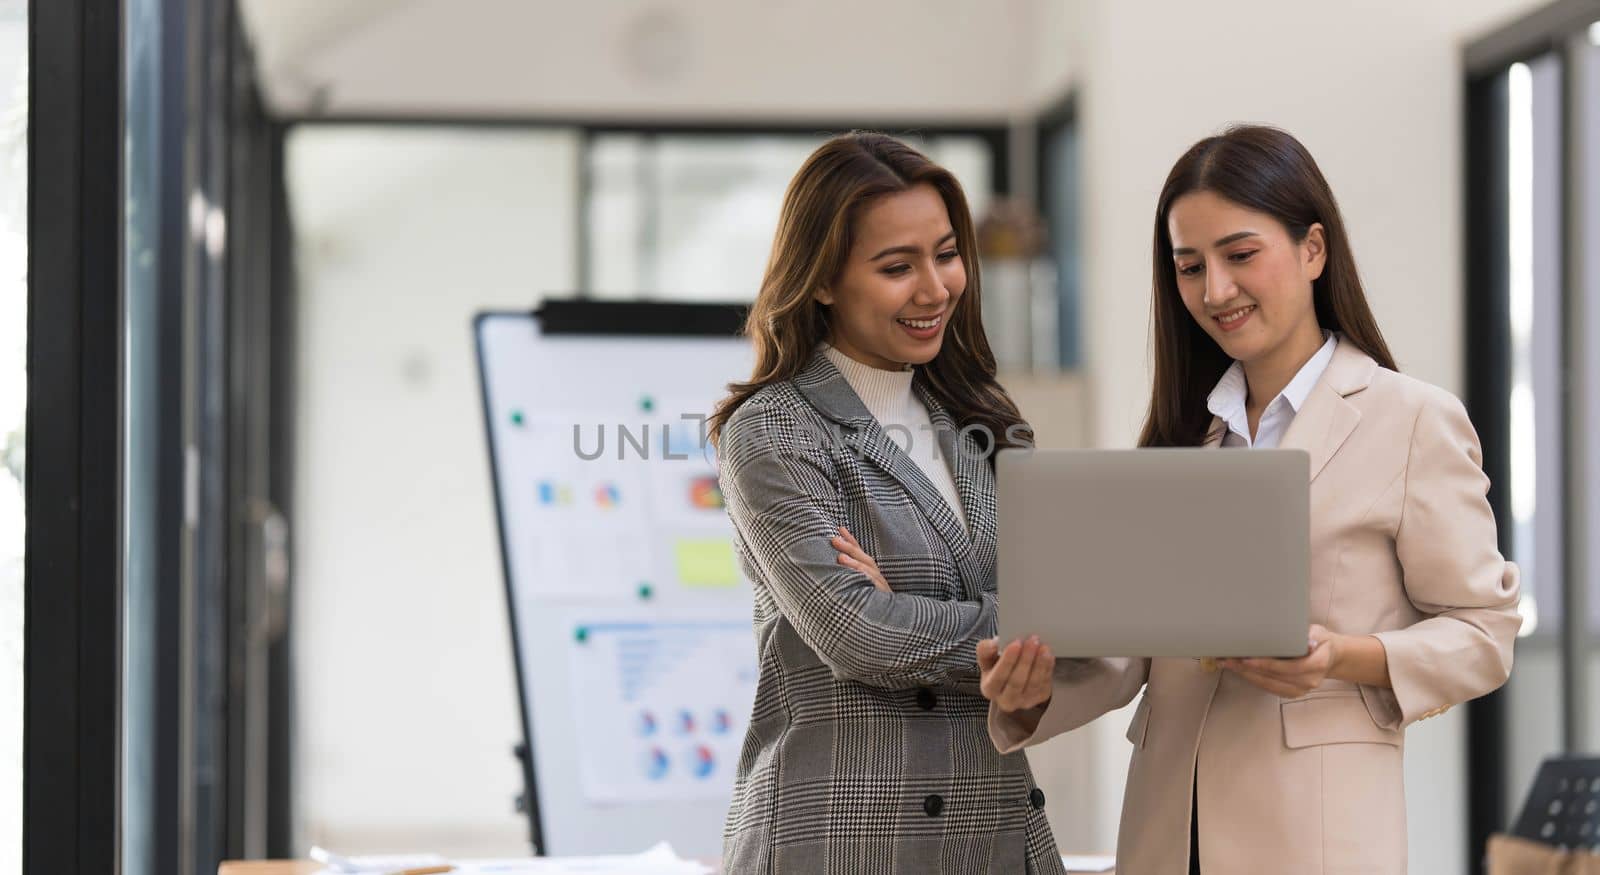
[991,339,1521,874]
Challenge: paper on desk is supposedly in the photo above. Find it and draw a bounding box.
[453,842,711,874]
[1059,854,1116,873]
[311,851,450,875]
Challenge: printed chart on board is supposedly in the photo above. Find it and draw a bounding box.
[567,619,756,801]
[502,409,738,603]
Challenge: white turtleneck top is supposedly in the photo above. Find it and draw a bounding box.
[820,344,969,532]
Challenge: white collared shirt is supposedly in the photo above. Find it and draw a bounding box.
[1207,333,1337,449]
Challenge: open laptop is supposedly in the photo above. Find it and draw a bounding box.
[995,448,1310,658]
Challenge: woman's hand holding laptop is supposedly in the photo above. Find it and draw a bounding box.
[1219,622,1394,695]
[1215,623,1331,698]
[976,636,1055,735]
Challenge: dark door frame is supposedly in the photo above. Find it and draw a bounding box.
[24,0,126,872]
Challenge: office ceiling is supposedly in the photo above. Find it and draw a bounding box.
[238,0,1041,122]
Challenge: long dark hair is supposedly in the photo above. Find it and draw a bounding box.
[1139,124,1398,448]
[709,131,1030,450]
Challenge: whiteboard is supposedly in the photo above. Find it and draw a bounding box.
[474,305,757,858]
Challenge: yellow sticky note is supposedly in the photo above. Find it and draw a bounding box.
[674,538,739,588]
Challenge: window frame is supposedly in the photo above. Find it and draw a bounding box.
[1463,0,1600,867]
[23,0,125,872]
[283,116,1011,302]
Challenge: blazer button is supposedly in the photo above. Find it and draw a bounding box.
[923,794,944,817]
[916,688,938,710]
[1030,788,1046,810]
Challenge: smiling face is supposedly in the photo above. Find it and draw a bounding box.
[814,183,966,370]
[1167,189,1327,368]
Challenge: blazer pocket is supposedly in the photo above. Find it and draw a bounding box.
[1125,694,1151,749]
[1281,692,1402,749]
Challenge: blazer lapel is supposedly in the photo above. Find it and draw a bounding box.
[855,419,975,558]
[917,384,995,547]
[916,383,998,598]
[794,348,983,593]
[1278,336,1375,482]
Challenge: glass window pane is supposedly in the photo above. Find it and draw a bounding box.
[586,132,995,302]
[926,136,993,222]
[1505,53,1566,648]
[121,0,162,870]
[1042,119,1081,369]
[588,134,647,297]
[0,1,25,872]
[1501,51,1566,816]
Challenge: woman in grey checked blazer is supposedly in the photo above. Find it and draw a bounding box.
[708,132,1064,874]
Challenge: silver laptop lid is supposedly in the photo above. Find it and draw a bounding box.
[996,448,1309,658]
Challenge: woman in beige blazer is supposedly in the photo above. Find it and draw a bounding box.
[981,125,1522,874]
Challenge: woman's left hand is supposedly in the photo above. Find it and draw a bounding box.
[1219,624,1338,699]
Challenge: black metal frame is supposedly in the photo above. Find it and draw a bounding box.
[1462,1,1600,869]
[179,0,291,864]
[223,6,297,860]
[1463,65,1513,873]
[264,121,299,859]
[155,0,189,865]
[23,0,125,873]
[192,0,232,863]
[1555,17,1592,764]
[284,115,1009,186]
[28,0,287,870]
[1464,0,1600,73]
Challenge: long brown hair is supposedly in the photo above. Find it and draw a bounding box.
[709,131,1030,451]
[1139,124,1398,448]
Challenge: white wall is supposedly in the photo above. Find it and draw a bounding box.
[1055,0,1549,864]
[1023,0,1088,112]
[1071,0,1543,442]
[288,125,579,854]
[244,0,1037,122]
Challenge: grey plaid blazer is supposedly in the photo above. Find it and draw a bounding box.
[717,347,1064,874]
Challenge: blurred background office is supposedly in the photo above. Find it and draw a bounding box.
[12,0,1600,873]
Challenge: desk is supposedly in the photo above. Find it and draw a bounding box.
[221,863,1111,875]
[219,860,726,875]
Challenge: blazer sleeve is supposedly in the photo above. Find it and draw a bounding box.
[990,657,1149,753]
[1363,390,1522,730]
[719,399,993,690]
